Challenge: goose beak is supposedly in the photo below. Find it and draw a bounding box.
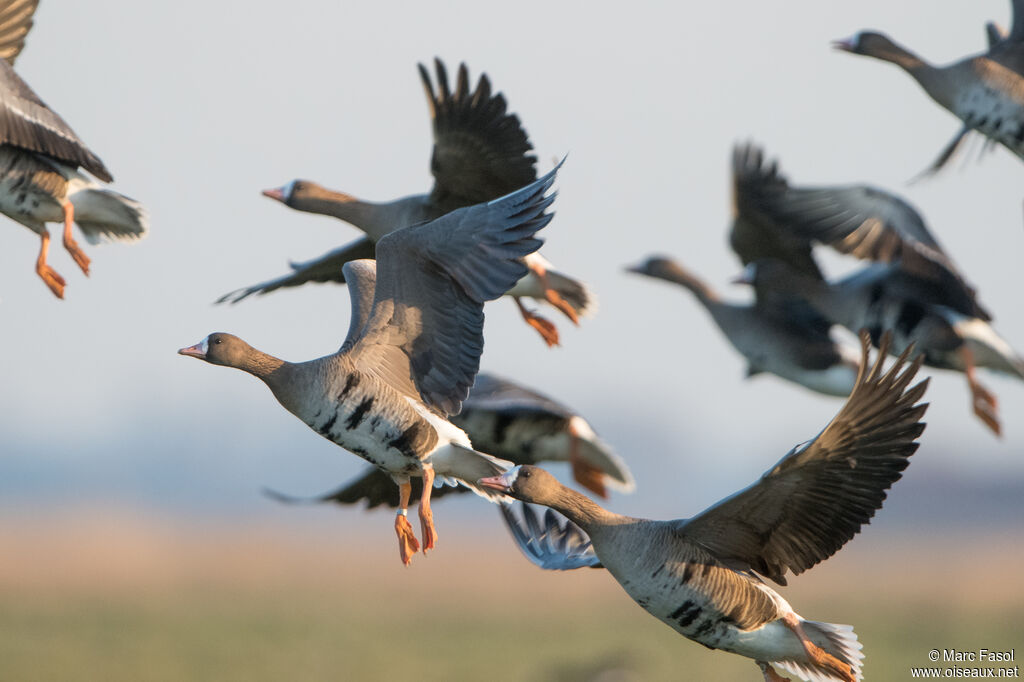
[178,338,209,359]
[832,36,856,52]
[261,187,286,202]
[478,469,518,493]
[623,262,644,275]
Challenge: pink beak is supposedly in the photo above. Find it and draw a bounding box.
[261,187,286,202]
[177,342,207,359]
[478,473,513,493]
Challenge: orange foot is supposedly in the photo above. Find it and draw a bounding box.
[970,381,1001,437]
[64,238,91,276]
[395,513,420,566]
[568,431,607,499]
[37,264,66,299]
[757,662,791,682]
[515,298,559,346]
[544,288,579,325]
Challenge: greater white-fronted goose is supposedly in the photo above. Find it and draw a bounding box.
[266,371,635,510]
[218,59,594,347]
[179,165,560,565]
[624,144,860,397]
[627,256,859,397]
[731,143,1023,435]
[835,1,1024,175]
[482,333,928,682]
[0,0,147,299]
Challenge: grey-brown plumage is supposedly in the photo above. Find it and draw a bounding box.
[0,0,35,65]
[180,165,561,564]
[486,332,928,682]
[265,372,634,509]
[0,0,147,298]
[731,144,1023,435]
[627,255,859,397]
[220,59,593,346]
[836,9,1024,175]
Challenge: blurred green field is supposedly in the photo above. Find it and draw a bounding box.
[0,512,1020,681]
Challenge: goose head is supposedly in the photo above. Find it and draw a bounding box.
[832,31,906,62]
[479,465,564,506]
[178,332,254,368]
[261,180,358,210]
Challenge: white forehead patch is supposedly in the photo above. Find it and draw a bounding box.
[282,180,297,201]
[197,336,210,355]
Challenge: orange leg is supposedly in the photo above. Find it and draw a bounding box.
[567,422,607,499]
[35,231,66,299]
[394,481,420,566]
[418,464,437,553]
[528,260,579,325]
[514,298,560,347]
[782,613,855,682]
[757,662,791,682]
[61,201,90,276]
[961,346,1001,436]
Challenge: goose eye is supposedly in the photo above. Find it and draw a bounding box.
[213,338,222,345]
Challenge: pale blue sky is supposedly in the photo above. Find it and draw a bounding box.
[0,1,1021,530]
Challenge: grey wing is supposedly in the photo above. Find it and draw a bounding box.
[465,373,574,418]
[339,260,377,352]
[215,237,376,304]
[0,60,111,181]
[420,58,538,210]
[499,501,602,570]
[349,163,560,416]
[749,177,990,318]
[730,143,824,279]
[263,465,468,510]
[0,0,37,65]
[677,332,928,585]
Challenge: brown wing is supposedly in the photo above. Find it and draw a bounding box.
[0,0,37,65]
[0,60,112,181]
[420,58,537,211]
[349,164,558,416]
[678,331,929,585]
[730,142,824,280]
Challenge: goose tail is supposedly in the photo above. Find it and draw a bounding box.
[68,184,149,245]
[774,620,864,682]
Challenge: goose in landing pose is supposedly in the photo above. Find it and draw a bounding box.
[835,0,1024,175]
[482,332,928,682]
[0,0,147,298]
[180,165,560,565]
[219,59,594,347]
[265,371,635,511]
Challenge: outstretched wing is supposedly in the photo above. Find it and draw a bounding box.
[734,143,989,320]
[264,466,468,511]
[678,332,928,585]
[347,163,560,416]
[0,61,112,181]
[421,58,537,210]
[730,143,823,280]
[499,501,602,570]
[216,237,377,304]
[0,0,37,65]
